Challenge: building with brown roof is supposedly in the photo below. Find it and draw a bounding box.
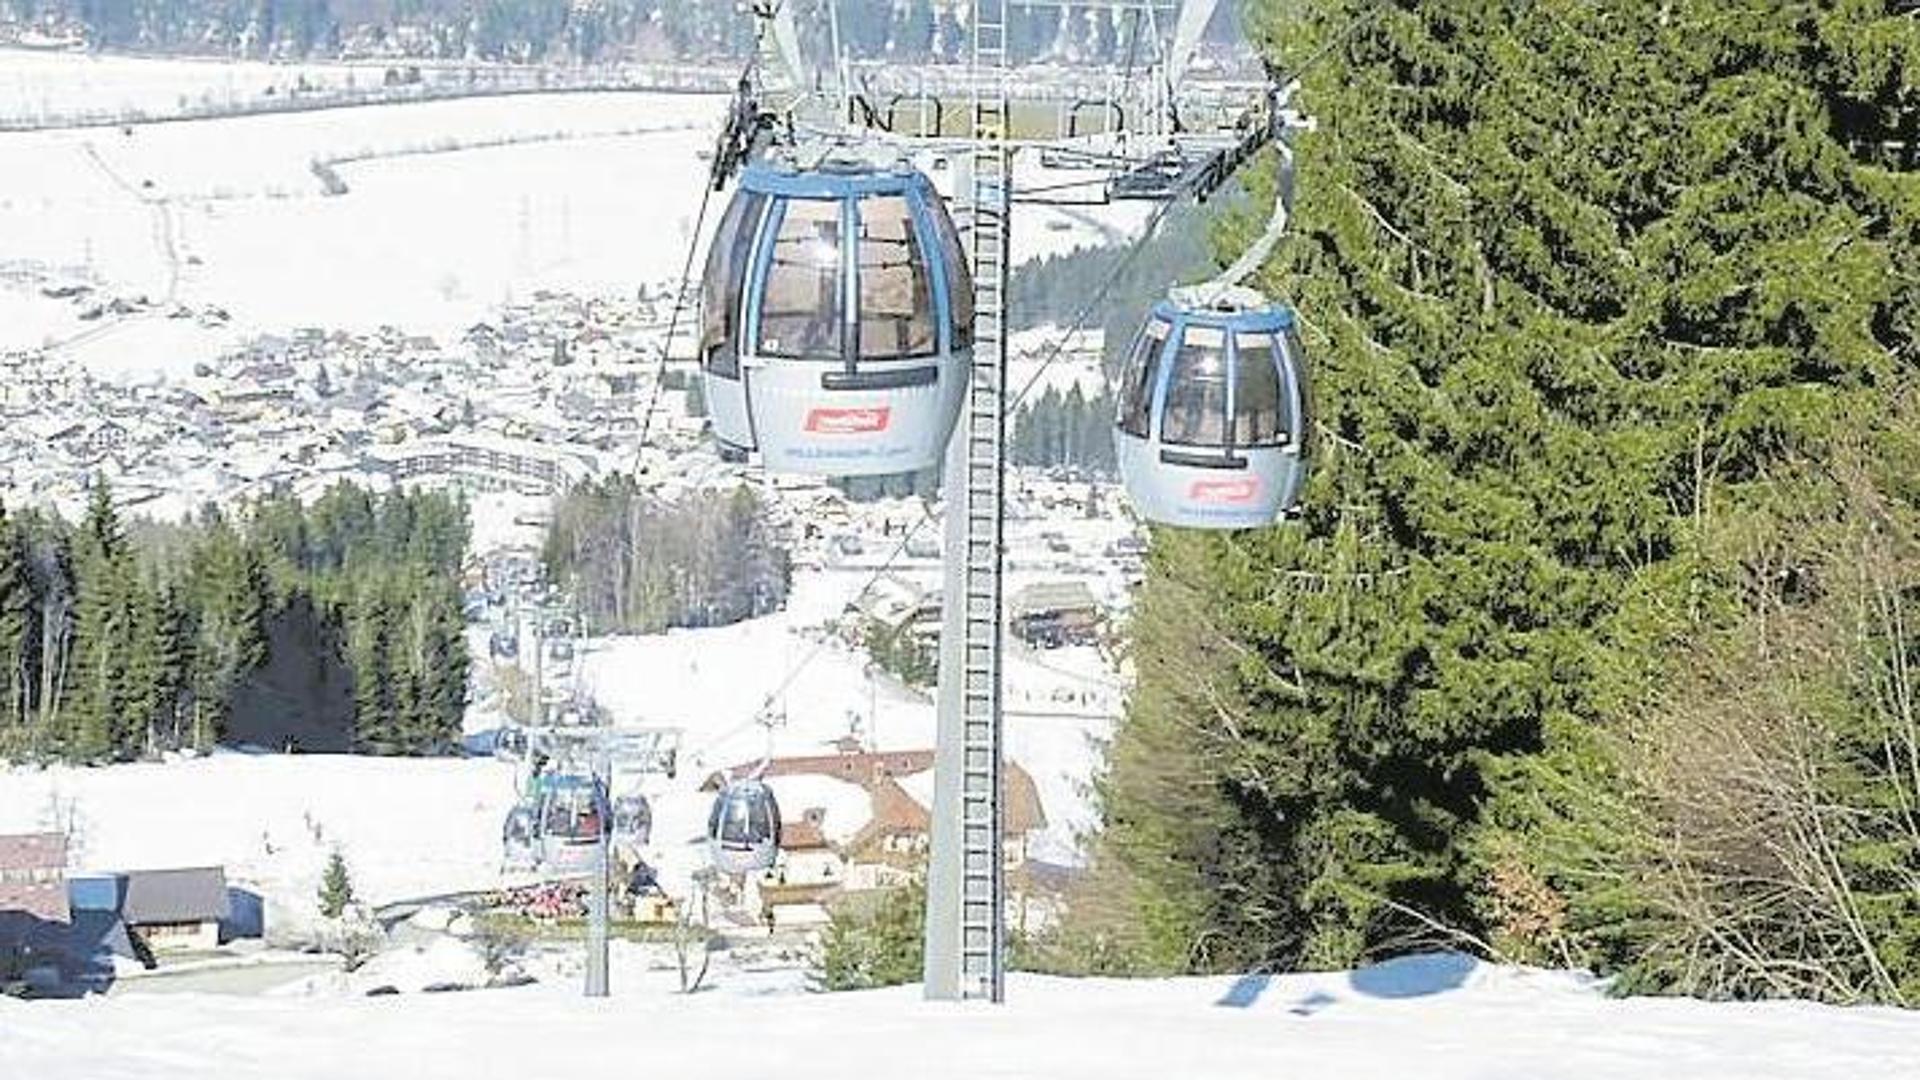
[699,749,935,792]
[712,746,1050,918]
[0,833,71,978]
[846,767,1048,869]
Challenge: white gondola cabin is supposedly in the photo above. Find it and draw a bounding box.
[706,779,781,875]
[699,160,973,476]
[1114,287,1310,529]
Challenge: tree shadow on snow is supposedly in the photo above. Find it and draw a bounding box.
[1215,973,1273,1008]
[1217,953,1482,1014]
[1348,952,1479,999]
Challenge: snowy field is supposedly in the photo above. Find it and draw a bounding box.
[0,753,519,940]
[0,47,366,123]
[0,90,726,372]
[5,957,1918,1079]
[0,553,1123,927]
[0,53,1157,379]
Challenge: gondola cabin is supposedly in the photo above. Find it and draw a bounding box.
[1114,288,1310,529]
[518,773,605,872]
[539,774,606,845]
[706,779,781,876]
[501,803,539,869]
[699,160,973,476]
[612,793,653,847]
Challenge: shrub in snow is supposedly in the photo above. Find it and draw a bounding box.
[813,879,925,992]
[320,913,384,973]
[472,919,530,982]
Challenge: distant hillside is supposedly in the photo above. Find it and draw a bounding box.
[0,0,1243,65]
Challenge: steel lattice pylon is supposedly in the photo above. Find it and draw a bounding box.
[713,0,1289,1006]
[923,0,1013,1005]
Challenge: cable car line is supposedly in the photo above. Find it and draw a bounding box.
[1005,195,1178,415]
[681,499,939,766]
[631,172,719,468]
[629,33,778,477]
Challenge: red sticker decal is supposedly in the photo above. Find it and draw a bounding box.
[1188,477,1261,504]
[805,407,891,434]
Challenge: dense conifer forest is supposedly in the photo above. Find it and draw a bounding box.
[0,481,470,761]
[543,478,789,635]
[1070,0,1920,1006]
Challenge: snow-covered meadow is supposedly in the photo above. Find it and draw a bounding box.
[0,89,726,371]
[0,47,367,123]
[0,50,1157,380]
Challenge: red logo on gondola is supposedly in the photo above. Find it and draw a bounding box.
[1189,477,1261,504]
[805,407,891,434]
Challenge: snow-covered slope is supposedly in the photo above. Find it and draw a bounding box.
[0,90,727,368]
[0,753,518,936]
[0,565,1120,925]
[3,956,1914,1079]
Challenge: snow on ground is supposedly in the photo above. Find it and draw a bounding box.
[464,490,549,556]
[5,955,1918,1079]
[1002,148,1160,265]
[1008,323,1107,398]
[0,549,1121,930]
[1,53,1159,379]
[0,90,727,374]
[0,48,364,124]
[572,562,1120,882]
[0,753,517,935]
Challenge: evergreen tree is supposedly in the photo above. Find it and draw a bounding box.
[68,481,136,761]
[318,849,355,918]
[0,503,35,740]
[813,878,927,991]
[186,515,270,750]
[346,581,395,754]
[1090,0,1920,985]
[124,582,190,756]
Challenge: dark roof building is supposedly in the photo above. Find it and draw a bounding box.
[700,749,937,792]
[120,867,230,927]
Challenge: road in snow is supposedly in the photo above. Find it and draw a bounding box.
[3,956,1915,1079]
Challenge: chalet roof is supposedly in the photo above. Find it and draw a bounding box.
[700,749,936,792]
[121,867,229,926]
[0,833,69,926]
[1010,580,1101,619]
[704,750,1049,852]
[856,776,930,838]
[0,832,65,872]
[850,763,1047,852]
[780,818,830,851]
